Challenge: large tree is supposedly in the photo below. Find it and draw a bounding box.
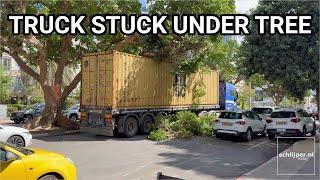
[126,0,237,77]
[0,0,141,128]
[0,0,236,129]
[240,1,319,111]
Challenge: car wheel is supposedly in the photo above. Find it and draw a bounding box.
[243,128,252,142]
[311,123,316,136]
[216,133,222,138]
[14,119,21,124]
[39,174,60,180]
[24,115,33,122]
[140,115,154,135]
[261,125,267,137]
[7,135,25,147]
[268,133,275,140]
[123,116,138,138]
[69,114,78,121]
[300,127,307,138]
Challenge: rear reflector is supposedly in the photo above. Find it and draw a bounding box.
[236,120,245,125]
[104,114,113,124]
[80,112,87,121]
[266,119,273,123]
[291,118,300,123]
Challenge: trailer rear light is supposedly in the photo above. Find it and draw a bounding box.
[236,120,245,125]
[80,112,87,121]
[291,118,300,123]
[104,114,113,124]
[266,119,273,123]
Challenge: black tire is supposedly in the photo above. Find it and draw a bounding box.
[243,128,252,142]
[38,174,60,180]
[140,115,154,135]
[261,125,267,137]
[123,116,138,138]
[24,115,33,122]
[14,119,21,124]
[268,133,275,140]
[216,133,222,138]
[7,135,25,147]
[69,114,78,121]
[311,123,316,136]
[301,126,307,137]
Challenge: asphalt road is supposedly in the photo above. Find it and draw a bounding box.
[30,133,296,180]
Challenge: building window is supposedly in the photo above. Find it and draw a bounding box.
[1,57,11,70]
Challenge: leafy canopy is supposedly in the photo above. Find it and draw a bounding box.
[239,0,319,100]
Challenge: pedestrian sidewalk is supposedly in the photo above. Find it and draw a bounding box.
[239,138,319,180]
[0,117,12,125]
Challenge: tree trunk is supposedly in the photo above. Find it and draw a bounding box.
[23,84,79,130]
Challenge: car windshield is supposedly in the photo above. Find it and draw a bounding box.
[0,142,34,155]
[252,108,272,114]
[70,104,80,110]
[271,111,296,118]
[219,112,242,119]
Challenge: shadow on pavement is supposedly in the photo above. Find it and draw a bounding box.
[33,132,148,142]
[153,136,297,179]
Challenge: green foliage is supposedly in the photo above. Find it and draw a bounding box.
[148,129,167,141]
[239,1,319,100]
[249,74,286,105]
[148,111,215,141]
[0,68,12,103]
[137,0,237,76]
[7,104,27,115]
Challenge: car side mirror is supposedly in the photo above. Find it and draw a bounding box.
[6,151,18,162]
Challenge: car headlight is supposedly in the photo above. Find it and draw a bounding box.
[66,157,74,164]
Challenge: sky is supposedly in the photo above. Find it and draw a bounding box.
[235,0,259,13]
[139,0,259,14]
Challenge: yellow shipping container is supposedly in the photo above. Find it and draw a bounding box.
[81,51,219,110]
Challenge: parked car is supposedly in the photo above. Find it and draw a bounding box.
[0,125,32,147]
[63,104,80,121]
[10,103,45,123]
[252,107,275,120]
[214,111,266,141]
[0,141,76,180]
[266,108,316,139]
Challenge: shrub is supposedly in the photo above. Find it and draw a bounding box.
[148,129,167,141]
[148,111,215,141]
[7,104,27,115]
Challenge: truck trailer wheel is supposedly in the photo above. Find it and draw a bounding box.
[124,116,138,138]
[140,115,154,135]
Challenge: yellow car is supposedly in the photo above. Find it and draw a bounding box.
[0,141,76,180]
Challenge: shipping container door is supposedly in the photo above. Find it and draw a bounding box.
[81,55,97,106]
[96,54,113,107]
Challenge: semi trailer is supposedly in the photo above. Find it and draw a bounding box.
[80,51,237,137]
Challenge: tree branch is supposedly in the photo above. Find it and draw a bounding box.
[60,72,81,101]
[1,47,40,82]
[0,37,37,63]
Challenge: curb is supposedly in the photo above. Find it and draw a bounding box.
[31,130,81,138]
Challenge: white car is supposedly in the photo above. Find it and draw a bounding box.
[214,111,266,141]
[63,104,80,121]
[266,108,316,139]
[0,125,32,147]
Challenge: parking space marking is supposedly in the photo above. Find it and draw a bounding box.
[247,140,269,150]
